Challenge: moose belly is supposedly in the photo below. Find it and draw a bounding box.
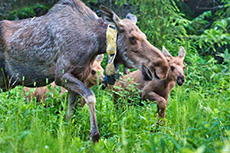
[4,59,55,87]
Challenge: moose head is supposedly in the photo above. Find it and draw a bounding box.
[100,6,169,81]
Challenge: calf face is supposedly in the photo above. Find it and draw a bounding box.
[162,46,185,86]
[84,54,104,88]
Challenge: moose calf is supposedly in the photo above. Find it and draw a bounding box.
[23,54,104,106]
[114,46,186,124]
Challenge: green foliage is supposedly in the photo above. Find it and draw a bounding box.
[187,10,230,52]
[7,4,49,20]
[0,0,229,152]
[114,0,229,60]
[0,81,229,152]
[122,0,190,52]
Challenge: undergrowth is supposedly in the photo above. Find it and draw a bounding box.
[0,0,229,152]
[0,58,229,152]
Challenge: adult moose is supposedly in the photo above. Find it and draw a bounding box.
[0,0,169,142]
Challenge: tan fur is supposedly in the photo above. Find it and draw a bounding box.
[23,54,104,104]
[114,47,186,124]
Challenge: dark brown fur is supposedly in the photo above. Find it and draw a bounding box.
[0,0,169,142]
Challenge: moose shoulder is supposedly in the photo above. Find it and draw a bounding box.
[0,0,169,142]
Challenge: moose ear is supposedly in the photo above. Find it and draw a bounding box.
[95,54,104,64]
[100,5,124,28]
[162,46,172,61]
[178,46,186,60]
[126,13,137,24]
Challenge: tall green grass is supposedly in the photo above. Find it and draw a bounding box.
[0,74,229,153]
[0,53,230,153]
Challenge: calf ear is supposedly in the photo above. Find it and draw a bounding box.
[126,13,137,24]
[162,46,172,61]
[96,54,104,64]
[178,46,186,60]
[100,5,123,28]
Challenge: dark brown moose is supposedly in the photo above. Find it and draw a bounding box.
[0,0,169,142]
[114,46,186,126]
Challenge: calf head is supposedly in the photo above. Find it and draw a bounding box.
[100,6,169,81]
[84,54,104,87]
[162,46,186,86]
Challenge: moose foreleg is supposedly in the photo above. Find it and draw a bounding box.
[60,73,99,142]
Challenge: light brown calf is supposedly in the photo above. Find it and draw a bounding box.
[114,46,186,124]
[23,54,104,105]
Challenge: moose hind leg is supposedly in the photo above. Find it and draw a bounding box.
[66,91,77,121]
[0,68,6,91]
[0,52,7,91]
[84,93,100,142]
[60,73,99,142]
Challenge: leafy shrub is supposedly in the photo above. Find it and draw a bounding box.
[7,4,49,20]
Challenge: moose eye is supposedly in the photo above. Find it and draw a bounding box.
[129,36,136,44]
[170,66,175,71]
[91,70,96,75]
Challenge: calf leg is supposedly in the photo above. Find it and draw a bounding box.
[142,91,167,125]
[59,73,99,142]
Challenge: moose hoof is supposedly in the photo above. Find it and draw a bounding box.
[88,131,100,143]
